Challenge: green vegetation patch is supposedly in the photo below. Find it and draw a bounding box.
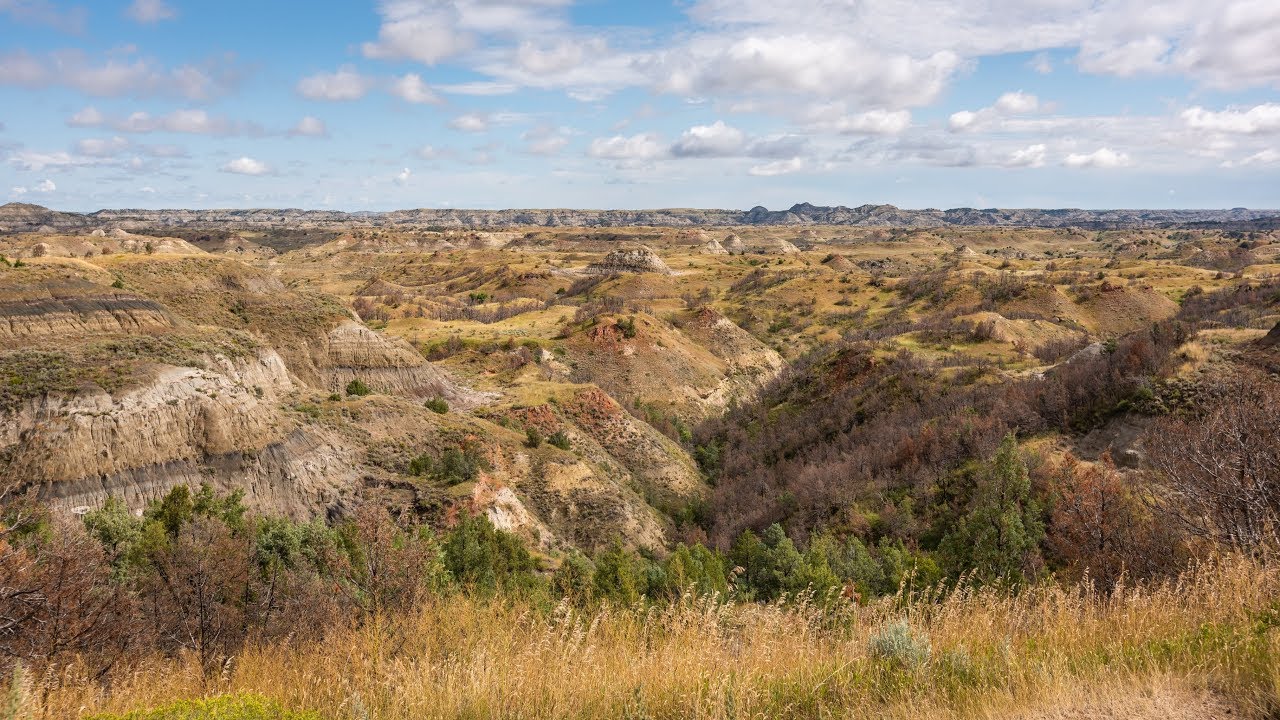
[0,332,257,411]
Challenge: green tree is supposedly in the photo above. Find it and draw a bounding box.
[442,514,538,595]
[941,434,1044,585]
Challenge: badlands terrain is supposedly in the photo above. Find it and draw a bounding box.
[1,202,1276,552]
[2,202,1279,718]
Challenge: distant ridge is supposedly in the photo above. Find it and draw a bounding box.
[2,202,1276,233]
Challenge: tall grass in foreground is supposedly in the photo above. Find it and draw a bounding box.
[32,555,1280,719]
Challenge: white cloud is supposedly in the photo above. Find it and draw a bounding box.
[948,110,980,132]
[994,91,1039,114]
[1063,147,1132,168]
[297,66,373,101]
[1223,148,1280,167]
[1004,143,1047,168]
[8,150,98,171]
[588,133,666,161]
[671,121,746,157]
[362,5,475,65]
[0,0,86,32]
[35,178,55,192]
[1182,104,1280,134]
[0,49,237,100]
[75,136,131,157]
[654,35,960,109]
[361,0,572,67]
[950,91,1041,132]
[67,106,104,127]
[831,109,912,135]
[1029,52,1053,74]
[220,156,271,176]
[450,113,490,132]
[390,73,442,104]
[126,0,176,23]
[522,125,570,155]
[748,157,803,176]
[394,167,412,185]
[289,116,328,137]
[437,81,518,96]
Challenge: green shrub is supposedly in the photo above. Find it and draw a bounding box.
[85,693,318,720]
[345,379,372,397]
[442,515,540,595]
[111,277,125,289]
[547,430,571,450]
[408,446,485,484]
[524,427,543,448]
[615,316,638,339]
[868,620,931,668]
[424,397,449,414]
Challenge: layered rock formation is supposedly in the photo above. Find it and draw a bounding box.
[585,246,674,275]
[6,202,1276,234]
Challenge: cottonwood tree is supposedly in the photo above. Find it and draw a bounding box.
[1047,453,1181,587]
[0,517,136,681]
[1144,372,1280,550]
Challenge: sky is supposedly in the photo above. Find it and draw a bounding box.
[0,0,1278,211]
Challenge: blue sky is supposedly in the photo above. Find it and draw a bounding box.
[1,0,1278,211]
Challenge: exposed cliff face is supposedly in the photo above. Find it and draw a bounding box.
[0,296,174,341]
[320,321,492,407]
[1,347,355,518]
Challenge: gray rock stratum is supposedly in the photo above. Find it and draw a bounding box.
[3,202,1276,234]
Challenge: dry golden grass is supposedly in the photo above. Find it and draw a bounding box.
[34,554,1280,720]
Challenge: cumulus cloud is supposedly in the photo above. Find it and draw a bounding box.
[75,136,131,157]
[67,106,104,127]
[747,157,803,176]
[1004,143,1047,168]
[126,0,176,23]
[394,167,412,185]
[1222,148,1280,167]
[950,91,1042,132]
[588,133,666,161]
[654,35,960,109]
[0,49,239,100]
[361,0,572,66]
[829,109,912,135]
[69,107,257,136]
[449,113,490,132]
[671,121,747,157]
[297,66,373,101]
[1063,147,1132,168]
[389,73,442,104]
[8,149,99,171]
[362,4,475,65]
[289,116,328,137]
[220,156,271,175]
[522,125,571,155]
[34,178,55,192]
[1182,104,1280,134]
[0,0,86,33]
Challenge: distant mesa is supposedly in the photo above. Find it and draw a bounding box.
[586,246,674,275]
[2,202,1278,233]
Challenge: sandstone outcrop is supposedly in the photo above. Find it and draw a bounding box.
[585,246,674,275]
